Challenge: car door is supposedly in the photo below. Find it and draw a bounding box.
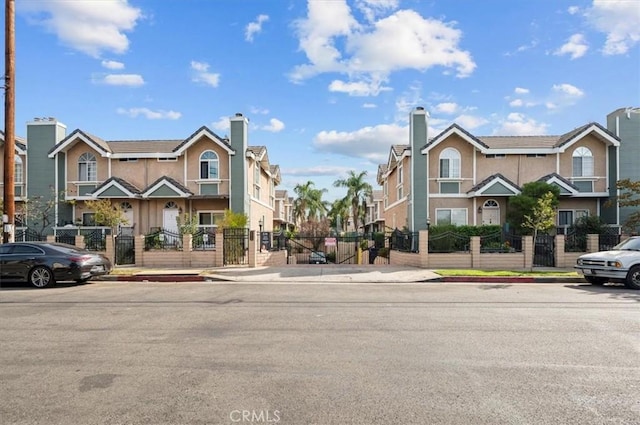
[3,244,43,281]
[0,244,16,280]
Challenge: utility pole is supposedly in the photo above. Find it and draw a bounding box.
[3,0,16,243]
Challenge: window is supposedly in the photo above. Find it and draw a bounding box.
[120,201,132,211]
[78,152,97,181]
[14,156,23,183]
[572,147,594,177]
[439,148,461,178]
[558,209,589,227]
[82,212,96,226]
[198,212,224,227]
[253,161,261,199]
[397,163,403,184]
[157,157,177,162]
[383,181,388,207]
[526,154,547,158]
[199,151,219,179]
[118,158,138,162]
[485,154,505,159]
[436,208,467,226]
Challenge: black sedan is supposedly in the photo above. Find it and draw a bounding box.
[0,242,112,288]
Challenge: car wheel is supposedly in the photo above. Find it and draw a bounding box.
[585,276,607,286]
[28,266,55,288]
[624,265,640,290]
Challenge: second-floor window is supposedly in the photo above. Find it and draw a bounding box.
[572,147,593,177]
[439,148,461,179]
[200,151,219,179]
[254,162,261,199]
[14,156,23,183]
[78,152,97,181]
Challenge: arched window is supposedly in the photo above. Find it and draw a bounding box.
[572,147,593,177]
[78,152,97,181]
[120,202,133,211]
[14,156,23,184]
[164,201,178,209]
[439,148,461,178]
[200,151,219,179]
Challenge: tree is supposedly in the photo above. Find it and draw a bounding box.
[507,181,560,235]
[298,218,331,251]
[218,209,248,229]
[609,179,640,234]
[17,187,65,239]
[293,181,328,223]
[328,198,350,232]
[333,170,372,232]
[85,199,129,233]
[522,192,557,270]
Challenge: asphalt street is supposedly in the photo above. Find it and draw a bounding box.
[1,281,639,425]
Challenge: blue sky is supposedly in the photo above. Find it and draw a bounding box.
[3,0,640,201]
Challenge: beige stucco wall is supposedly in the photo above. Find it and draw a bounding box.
[475,153,557,186]
[184,136,231,196]
[65,141,109,196]
[427,134,475,194]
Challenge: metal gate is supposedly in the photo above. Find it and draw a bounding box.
[115,233,135,265]
[223,228,248,265]
[286,233,389,265]
[534,234,555,267]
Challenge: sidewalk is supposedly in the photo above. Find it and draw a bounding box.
[99,265,584,284]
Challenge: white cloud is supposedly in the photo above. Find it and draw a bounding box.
[291,2,475,93]
[328,78,391,96]
[355,0,399,22]
[514,87,530,94]
[586,0,640,55]
[433,102,459,114]
[552,83,584,97]
[568,6,580,15]
[284,165,355,177]
[494,113,548,136]
[245,14,269,42]
[554,33,589,59]
[250,106,270,115]
[509,99,524,107]
[101,60,125,70]
[362,103,377,108]
[313,123,408,163]
[454,114,488,129]
[190,61,220,87]
[260,118,285,133]
[117,107,181,120]
[211,116,230,132]
[18,0,142,57]
[100,74,144,86]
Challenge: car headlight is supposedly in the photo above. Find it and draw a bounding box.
[577,259,584,265]
[607,260,622,268]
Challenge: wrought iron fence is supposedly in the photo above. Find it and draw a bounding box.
[480,231,521,253]
[564,230,587,252]
[144,228,182,251]
[192,227,216,250]
[83,229,107,251]
[428,231,469,253]
[14,227,46,242]
[599,233,621,251]
[390,230,419,252]
[55,228,77,245]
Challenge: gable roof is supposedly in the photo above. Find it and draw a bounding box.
[48,129,112,158]
[0,131,27,155]
[270,164,281,185]
[467,173,521,197]
[90,177,142,198]
[141,176,193,198]
[421,124,489,153]
[537,173,580,195]
[377,164,388,184]
[555,122,620,151]
[49,125,236,159]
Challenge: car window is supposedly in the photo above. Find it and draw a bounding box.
[616,237,640,251]
[0,245,13,254]
[11,245,44,254]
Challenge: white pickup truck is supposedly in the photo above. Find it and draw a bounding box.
[575,236,640,290]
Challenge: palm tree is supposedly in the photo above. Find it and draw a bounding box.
[293,181,328,224]
[333,170,373,232]
[328,198,350,232]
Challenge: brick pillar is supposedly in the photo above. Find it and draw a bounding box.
[555,234,565,268]
[419,230,429,268]
[182,234,192,267]
[46,235,55,243]
[587,234,599,253]
[471,236,481,269]
[75,235,85,249]
[523,236,533,269]
[214,230,224,267]
[105,236,115,265]
[248,230,257,268]
[135,235,145,267]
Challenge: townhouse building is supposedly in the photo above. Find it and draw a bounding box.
[378,107,623,233]
[1,113,288,237]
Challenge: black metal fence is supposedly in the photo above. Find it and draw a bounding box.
[192,227,216,250]
[564,230,587,252]
[14,227,46,242]
[390,230,419,252]
[223,228,248,265]
[428,231,469,253]
[144,228,182,251]
[480,231,522,253]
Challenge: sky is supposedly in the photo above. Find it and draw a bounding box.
[2,0,640,202]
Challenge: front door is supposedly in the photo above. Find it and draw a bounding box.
[481,199,500,225]
[163,207,179,233]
